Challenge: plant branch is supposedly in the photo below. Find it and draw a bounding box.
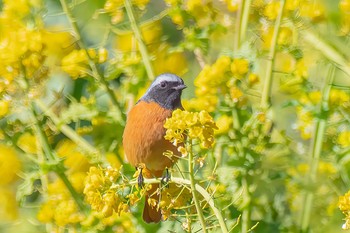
[300,65,335,232]
[302,29,350,77]
[261,0,286,109]
[128,177,229,232]
[59,0,125,122]
[188,141,207,233]
[240,0,251,47]
[124,0,155,80]
[30,102,87,212]
[36,100,100,160]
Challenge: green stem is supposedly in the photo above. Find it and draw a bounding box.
[302,29,350,77]
[261,0,286,109]
[234,0,244,50]
[300,65,335,232]
[124,0,155,80]
[36,100,100,158]
[128,177,228,232]
[241,177,251,233]
[188,140,207,233]
[56,170,87,212]
[31,103,56,161]
[59,0,125,122]
[30,102,87,213]
[240,0,251,46]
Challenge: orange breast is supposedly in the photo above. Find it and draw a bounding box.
[122,101,180,177]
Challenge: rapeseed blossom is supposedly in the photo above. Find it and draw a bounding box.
[164,109,218,149]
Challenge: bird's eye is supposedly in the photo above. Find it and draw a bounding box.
[160,81,167,88]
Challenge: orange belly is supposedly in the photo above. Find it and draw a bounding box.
[123,101,179,177]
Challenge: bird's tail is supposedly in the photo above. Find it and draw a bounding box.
[143,183,161,223]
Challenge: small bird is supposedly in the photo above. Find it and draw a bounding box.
[123,73,186,223]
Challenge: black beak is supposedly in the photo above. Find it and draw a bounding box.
[173,84,187,91]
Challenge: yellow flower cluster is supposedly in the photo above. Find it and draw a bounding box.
[0,144,22,222]
[165,0,218,28]
[37,140,94,226]
[340,0,350,35]
[104,0,150,24]
[296,89,350,140]
[261,0,325,22]
[287,161,337,214]
[114,20,188,76]
[184,56,258,112]
[164,109,218,149]
[37,174,86,226]
[84,166,128,217]
[339,191,350,229]
[61,48,108,79]
[159,184,192,220]
[337,131,350,148]
[0,144,22,186]
[0,0,46,83]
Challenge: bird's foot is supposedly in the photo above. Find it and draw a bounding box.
[137,167,144,189]
[161,168,171,188]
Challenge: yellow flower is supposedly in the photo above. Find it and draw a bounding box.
[56,140,91,173]
[248,73,260,86]
[340,0,350,13]
[0,100,10,117]
[115,20,162,53]
[37,176,85,226]
[164,109,218,149]
[286,0,300,11]
[263,1,281,20]
[294,59,308,78]
[61,49,90,79]
[296,107,314,140]
[231,58,249,77]
[339,190,350,229]
[153,44,188,76]
[17,132,38,154]
[215,115,233,135]
[0,144,21,185]
[0,188,19,221]
[84,166,126,217]
[300,2,325,22]
[230,86,244,102]
[225,0,239,12]
[278,27,293,45]
[329,89,349,107]
[337,131,350,148]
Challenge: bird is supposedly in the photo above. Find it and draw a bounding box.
[122,73,186,223]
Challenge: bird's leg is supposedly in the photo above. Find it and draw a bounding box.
[161,167,170,188]
[137,167,144,188]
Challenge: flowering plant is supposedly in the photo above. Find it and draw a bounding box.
[1,0,350,232]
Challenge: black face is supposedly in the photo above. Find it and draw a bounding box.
[141,74,186,110]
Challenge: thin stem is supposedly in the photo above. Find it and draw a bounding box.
[234,0,244,50]
[300,65,335,232]
[30,102,87,213]
[261,0,286,109]
[124,0,155,80]
[241,177,251,233]
[36,100,100,159]
[128,177,229,232]
[56,170,87,213]
[31,103,56,161]
[188,140,207,233]
[240,0,251,46]
[59,0,125,122]
[302,29,350,77]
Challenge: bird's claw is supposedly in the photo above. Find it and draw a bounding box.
[137,168,144,188]
[161,168,170,188]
